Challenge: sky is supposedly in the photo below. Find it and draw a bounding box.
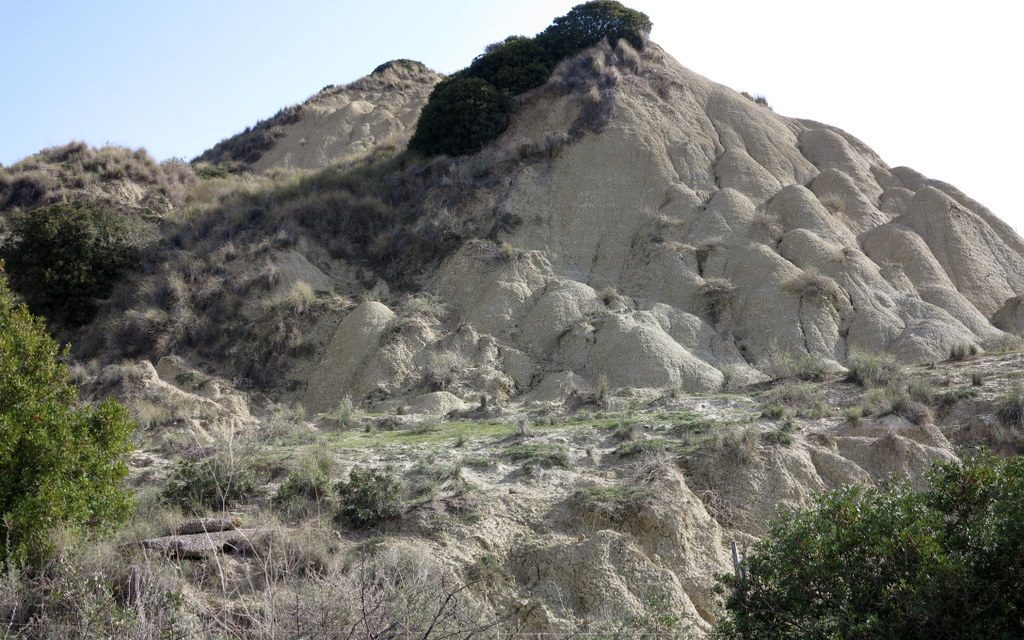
[1,0,1021,228]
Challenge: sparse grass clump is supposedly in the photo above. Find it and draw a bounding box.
[845,351,903,388]
[570,484,655,525]
[614,437,672,458]
[503,442,571,469]
[334,466,403,529]
[161,453,258,513]
[274,459,333,519]
[783,269,841,307]
[949,342,979,362]
[763,421,796,446]
[697,277,736,322]
[763,382,830,419]
[971,371,985,386]
[996,385,1024,430]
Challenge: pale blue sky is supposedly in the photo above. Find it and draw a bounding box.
[1,1,1020,227]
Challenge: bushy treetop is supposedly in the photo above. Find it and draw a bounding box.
[409,1,652,157]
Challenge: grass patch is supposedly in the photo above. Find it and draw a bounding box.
[845,351,903,388]
[614,438,673,458]
[502,443,571,469]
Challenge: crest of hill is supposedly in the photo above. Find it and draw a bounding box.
[194,60,442,171]
[0,142,195,216]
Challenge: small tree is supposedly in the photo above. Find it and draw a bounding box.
[0,201,139,326]
[0,272,134,564]
[538,0,653,59]
[715,455,1024,639]
[408,76,511,157]
[334,466,403,529]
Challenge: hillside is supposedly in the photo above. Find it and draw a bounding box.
[74,38,1024,413]
[195,60,442,170]
[4,2,1024,638]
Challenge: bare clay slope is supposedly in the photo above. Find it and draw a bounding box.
[87,40,1024,413]
[196,60,442,170]
[390,42,1024,404]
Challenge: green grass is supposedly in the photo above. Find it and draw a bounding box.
[502,443,571,469]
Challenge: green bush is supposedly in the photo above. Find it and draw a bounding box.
[537,0,653,59]
[409,1,651,157]
[0,275,134,564]
[715,455,1024,639]
[468,36,554,95]
[0,201,139,326]
[503,442,572,469]
[407,76,511,157]
[161,455,257,513]
[334,466,403,529]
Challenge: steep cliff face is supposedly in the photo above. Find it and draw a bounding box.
[195,60,442,170]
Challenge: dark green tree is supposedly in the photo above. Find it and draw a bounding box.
[468,36,554,95]
[538,0,653,60]
[0,272,134,565]
[0,201,139,326]
[408,76,511,157]
[716,455,1024,640]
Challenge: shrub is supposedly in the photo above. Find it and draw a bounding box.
[334,466,403,529]
[407,76,512,157]
[468,36,554,95]
[996,385,1024,430]
[409,1,651,157]
[845,350,902,388]
[0,201,139,326]
[537,0,652,60]
[161,454,257,513]
[948,342,979,361]
[0,276,134,564]
[715,455,1024,639]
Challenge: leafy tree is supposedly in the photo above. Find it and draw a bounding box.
[409,1,652,157]
[334,466,403,529]
[468,36,554,95]
[537,0,653,61]
[0,272,134,565]
[408,76,511,157]
[0,201,139,326]
[715,455,1024,640]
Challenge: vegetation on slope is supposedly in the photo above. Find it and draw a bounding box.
[1,201,141,326]
[0,272,134,565]
[0,141,193,213]
[716,455,1024,639]
[409,0,651,156]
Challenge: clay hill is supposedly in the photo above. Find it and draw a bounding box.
[194,59,442,170]
[66,38,1024,414]
[4,4,1024,637]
